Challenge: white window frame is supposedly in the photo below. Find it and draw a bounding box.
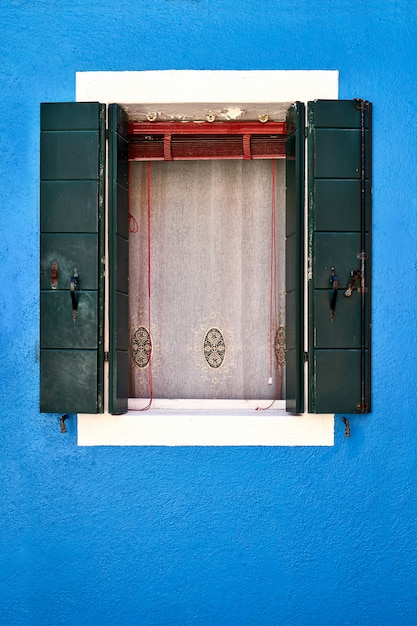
[76,70,338,446]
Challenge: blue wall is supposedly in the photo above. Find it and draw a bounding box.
[2,1,417,624]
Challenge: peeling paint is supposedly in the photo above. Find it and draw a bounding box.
[221,107,245,120]
[121,101,292,122]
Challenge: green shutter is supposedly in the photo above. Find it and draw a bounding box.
[40,102,105,414]
[285,103,305,414]
[108,104,129,414]
[308,99,371,413]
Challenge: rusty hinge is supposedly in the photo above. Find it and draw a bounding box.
[354,98,370,111]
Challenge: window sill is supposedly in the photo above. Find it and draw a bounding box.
[77,400,334,447]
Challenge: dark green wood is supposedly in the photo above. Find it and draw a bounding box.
[40,234,98,291]
[313,292,367,350]
[308,99,371,129]
[40,181,99,233]
[312,129,370,180]
[108,104,129,415]
[40,350,98,414]
[285,102,305,414]
[308,100,372,414]
[41,292,98,349]
[40,102,105,414]
[314,350,369,414]
[41,131,101,180]
[40,102,102,131]
[314,179,371,232]
[313,233,369,289]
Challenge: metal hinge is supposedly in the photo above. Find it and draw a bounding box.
[104,351,109,362]
[303,352,309,362]
[105,129,109,140]
[354,98,370,111]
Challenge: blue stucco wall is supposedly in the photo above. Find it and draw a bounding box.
[1,1,417,624]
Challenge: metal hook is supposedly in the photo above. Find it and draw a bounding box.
[70,267,79,321]
[344,269,361,297]
[330,266,338,321]
[342,417,351,437]
[59,414,68,433]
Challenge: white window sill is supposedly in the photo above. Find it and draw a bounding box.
[77,399,334,447]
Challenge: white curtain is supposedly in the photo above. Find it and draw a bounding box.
[128,159,286,399]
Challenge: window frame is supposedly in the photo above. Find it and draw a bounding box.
[76,70,338,446]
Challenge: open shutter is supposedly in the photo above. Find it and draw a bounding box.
[40,103,106,413]
[285,103,305,413]
[308,99,371,413]
[108,104,129,414]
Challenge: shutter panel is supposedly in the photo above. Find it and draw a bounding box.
[40,102,106,413]
[285,103,305,414]
[108,104,129,414]
[308,99,371,413]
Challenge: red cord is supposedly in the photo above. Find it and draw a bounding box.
[257,161,280,411]
[139,161,153,410]
[128,163,138,233]
[270,159,277,379]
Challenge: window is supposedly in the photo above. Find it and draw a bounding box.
[127,124,287,403]
[40,71,371,446]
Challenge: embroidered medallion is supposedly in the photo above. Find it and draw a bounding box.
[203,327,226,369]
[188,297,239,398]
[275,325,286,367]
[132,326,152,368]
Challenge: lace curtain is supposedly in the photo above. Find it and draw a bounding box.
[128,159,285,400]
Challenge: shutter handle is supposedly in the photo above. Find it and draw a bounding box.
[70,267,79,322]
[330,266,338,321]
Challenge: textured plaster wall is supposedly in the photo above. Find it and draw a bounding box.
[1,1,417,624]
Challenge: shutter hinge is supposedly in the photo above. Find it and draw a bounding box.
[354,98,370,111]
[304,126,308,139]
[104,351,109,362]
[105,128,109,141]
[303,352,309,362]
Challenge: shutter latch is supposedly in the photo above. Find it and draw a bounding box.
[330,266,338,321]
[70,267,79,322]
